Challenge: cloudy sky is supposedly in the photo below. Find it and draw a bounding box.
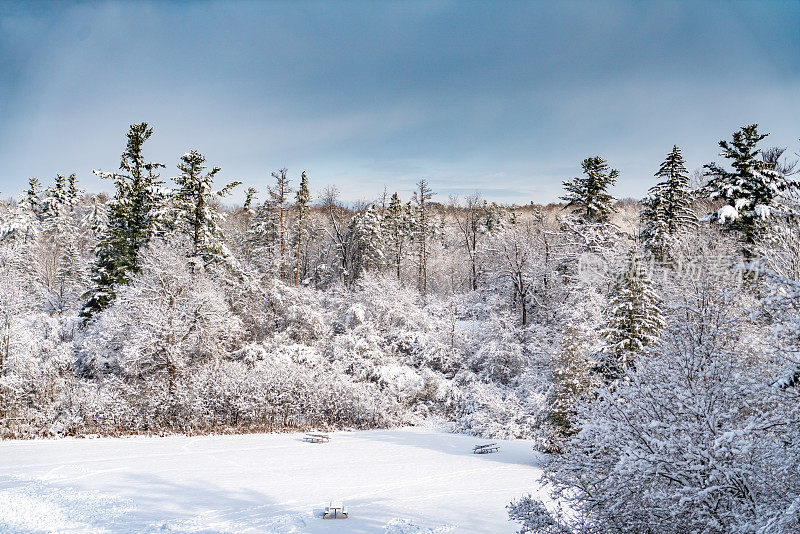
[1,1,799,205]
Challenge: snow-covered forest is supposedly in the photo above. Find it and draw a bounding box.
[1,122,799,533]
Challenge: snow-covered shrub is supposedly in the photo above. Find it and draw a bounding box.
[80,239,242,384]
[512,282,800,534]
[452,370,547,439]
[0,313,77,436]
[465,312,530,385]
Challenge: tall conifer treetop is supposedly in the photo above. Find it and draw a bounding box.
[173,149,240,264]
[384,192,409,281]
[703,124,799,246]
[294,171,311,285]
[81,122,166,318]
[641,145,698,258]
[243,187,258,213]
[561,156,618,223]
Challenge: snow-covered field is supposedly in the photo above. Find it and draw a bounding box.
[0,428,542,533]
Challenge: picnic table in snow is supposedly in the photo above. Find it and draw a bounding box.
[323,501,348,518]
[473,442,499,454]
[303,433,330,443]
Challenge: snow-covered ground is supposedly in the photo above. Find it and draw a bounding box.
[0,427,543,533]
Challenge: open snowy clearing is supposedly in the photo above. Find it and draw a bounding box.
[0,427,543,533]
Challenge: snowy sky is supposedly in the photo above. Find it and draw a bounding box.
[1,1,799,205]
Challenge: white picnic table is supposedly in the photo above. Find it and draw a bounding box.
[303,433,330,443]
[323,501,348,518]
[473,442,499,454]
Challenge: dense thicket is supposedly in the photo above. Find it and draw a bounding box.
[1,123,798,532]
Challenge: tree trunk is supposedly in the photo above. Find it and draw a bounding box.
[396,241,402,280]
[521,294,527,326]
[280,202,286,281]
[471,258,478,291]
[296,219,302,286]
[167,356,177,398]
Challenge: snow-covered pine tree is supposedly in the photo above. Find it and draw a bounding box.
[384,192,408,281]
[703,124,799,250]
[403,199,416,240]
[237,187,258,239]
[81,123,167,318]
[508,205,518,225]
[483,200,506,233]
[42,173,68,220]
[17,174,83,313]
[349,203,385,277]
[268,169,292,281]
[641,145,698,259]
[67,173,82,208]
[598,250,663,381]
[561,156,618,222]
[83,196,108,236]
[549,323,598,444]
[43,174,82,230]
[294,171,311,285]
[412,179,434,296]
[51,235,81,315]
[25,177,41,216]
[243,187,258,214]
[173,150,240,265]
[2,182,39,242]
[246,200,279,273]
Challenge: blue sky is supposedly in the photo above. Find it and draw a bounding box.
[1,1,799,205]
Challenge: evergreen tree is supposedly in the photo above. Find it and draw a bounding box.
[412,179,434,296]
[404,200,416,234]
[703,124,799,248]
[349,203,385,276]
[39,173,81,223]
[84,196,108,236]
[82,123,166,318]
[268,169,292,281]
[243,187,258,213]
[294,171,311,285]
[24,178,41,216]
[30,175,83,313]
[384,192,408,281]
[67,173,82,208]
[598,250,663,381]
[641,145,698,258]
[483,200,506,233]
[42,173,68,219]
[246,200,279,272]
[173,150,240,264]
[561,156,618,222]
[549,324,598,443]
